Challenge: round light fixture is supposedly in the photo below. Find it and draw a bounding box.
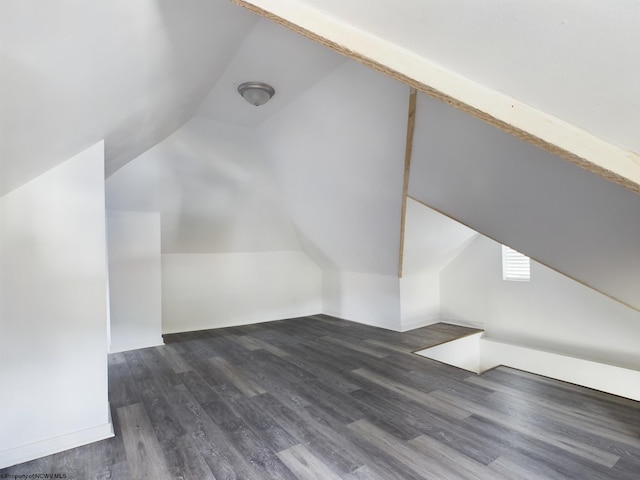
[238,82,275,106]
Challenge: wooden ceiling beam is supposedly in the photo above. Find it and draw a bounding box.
[231,0,640,196]
[398,89,417,278]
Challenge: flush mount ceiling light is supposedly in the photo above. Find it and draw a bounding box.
[237,81,275,106]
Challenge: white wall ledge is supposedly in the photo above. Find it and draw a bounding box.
[416,334,640,402]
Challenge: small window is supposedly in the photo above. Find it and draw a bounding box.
[502,245,530,281]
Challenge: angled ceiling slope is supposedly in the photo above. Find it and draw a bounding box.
[0,0,257,196]
[410,92,640,312]
[233,0,640,195]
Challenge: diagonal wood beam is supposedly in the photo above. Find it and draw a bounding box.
[398,89,417,278]
[231,0,640,196]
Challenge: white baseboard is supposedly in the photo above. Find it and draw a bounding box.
[320,310,402,331]
[480,338,640,402]
[109,337,165,353]
[439,316,485,330]
[415,332,483,372]
[415,333,640,401]
[0,410,114,469]
[400,316,441,332]
[162,309,322,335]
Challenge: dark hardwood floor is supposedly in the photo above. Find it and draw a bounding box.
[3,315,640,479]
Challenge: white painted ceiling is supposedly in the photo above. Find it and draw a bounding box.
[402,198,478,277]
[197,18,346,127]
[5,0,640,307]
[4,0,639,194]
[258,61,409,275]
[249,0,640,156]
[107,117,301,254]
[410,92,640,311]
[0,0,257,195]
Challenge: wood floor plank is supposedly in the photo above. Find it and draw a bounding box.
[347,418,464,479]
[168,434,217,480]
[488,455,555,480]
[3,316,638,480]
[117,403,173,480]
[463,414,632,480]
[318,336,389,359]
[209,356,267,397]
[468,379,640,453]
[342,465,389,480]
[162,380,258,480]
[274,345,361,393]
[108,361,142,409]
[351,368,472,420]
[136,377,186,444]
[348,385,500,465]
[277,444,342,480]
[155,344,193,374]
[215,383,299,453]
[251,393,364,476]
[408,434,512,480]
[431,389,620,468]
[219,416,298,480]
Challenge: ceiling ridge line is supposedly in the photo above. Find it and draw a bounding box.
[398,88,417,279]
[231,0,640,196]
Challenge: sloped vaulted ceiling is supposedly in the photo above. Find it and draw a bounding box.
[234,0,640,194]
[5,0,640,309]
[0,0,257,196]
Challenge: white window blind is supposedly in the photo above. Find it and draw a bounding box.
[502,245,530,281]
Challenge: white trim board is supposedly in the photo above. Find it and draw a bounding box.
[416,334,640,401]
[233,0,640,194]
[400,316,441,333]
[108,337,165,354]
[415,332,482,373]
[162,309,322,335]
[0,412,114,470]
[480,338,640,402]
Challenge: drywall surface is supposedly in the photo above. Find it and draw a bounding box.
[410,93,640,310]
[268,0,640,155]
[259,60,408,274]
[0,0,258,194]
[414,333,640,400]
[399,199,477,330]
[162,251,321,333]
[238,0,640,191]
[0,142,111,467]
[198,18,346,127]
[441,235,640,370]
[322,270,401,331]
[481,339,640,402]
[399,272,440,331]
[415,332,482,373]
[401,198,477,277]
[107,210,163,353]
[106,117,300,254]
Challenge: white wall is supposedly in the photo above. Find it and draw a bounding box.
[254,0,640,156]
[399,199,477,330]
[441,235,640,370]
[162,251,322,333]
[410,92,640,311]
[322,270,401,331]
[399,272,440,331]
[416,333,482,374]
[106,117,301,254]
[107,210,163,353]
[259,60,408,275]
[0,142,112,468]
[1,0,258,194]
